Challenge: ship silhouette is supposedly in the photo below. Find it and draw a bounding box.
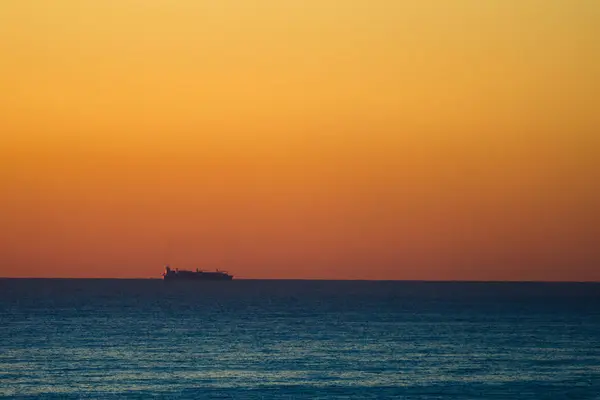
[162,265,233,281]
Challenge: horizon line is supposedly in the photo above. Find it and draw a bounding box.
[1,277,599,284]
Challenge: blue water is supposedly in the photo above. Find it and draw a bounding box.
[1,279,599,399]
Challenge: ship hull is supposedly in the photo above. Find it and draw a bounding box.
[163,274,233,281]
[162,266,233,281]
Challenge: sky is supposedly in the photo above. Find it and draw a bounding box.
[1,1,599,280]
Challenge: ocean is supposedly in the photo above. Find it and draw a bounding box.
[1,279,599,399]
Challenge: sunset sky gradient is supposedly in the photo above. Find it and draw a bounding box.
[1,1,599,280]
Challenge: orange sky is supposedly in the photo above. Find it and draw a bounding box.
[1,1,599,280]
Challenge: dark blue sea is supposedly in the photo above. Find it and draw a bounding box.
[1,279,599,399]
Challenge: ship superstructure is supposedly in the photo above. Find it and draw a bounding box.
[162,265,233,281]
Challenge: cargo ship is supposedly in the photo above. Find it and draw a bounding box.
[162,265,233,281]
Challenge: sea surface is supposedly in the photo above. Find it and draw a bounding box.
[1,279,599,399]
